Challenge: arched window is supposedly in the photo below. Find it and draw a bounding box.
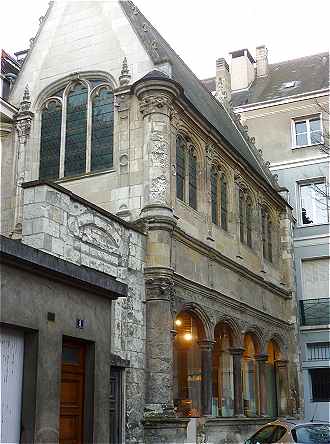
[39,78,114,180]
[175,135,198,209]
[211,167,228,230]
[39,100,62,180]
[239,189,246,243]
[220,175,228,231]
[174,312,204,417]
[246,198,253,248]
[266,340,280,417]
[243,335,258,416]
[261,207,273,262]
[239,190,254,248]
[212,324,234,416]
[211,168,218,225]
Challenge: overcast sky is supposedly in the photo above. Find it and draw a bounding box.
[1,0,329,79]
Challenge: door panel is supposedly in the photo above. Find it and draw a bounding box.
[60,340,85,444]
[110,367,122,444]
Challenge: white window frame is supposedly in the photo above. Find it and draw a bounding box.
[296,177,329,227]
[291,114,323,149]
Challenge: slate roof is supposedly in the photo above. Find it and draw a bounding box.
[202,52,329,107]
[120,1,274,186]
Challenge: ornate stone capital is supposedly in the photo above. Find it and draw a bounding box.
[15,115,33,145]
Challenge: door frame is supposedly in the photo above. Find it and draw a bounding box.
[60,336,95,444]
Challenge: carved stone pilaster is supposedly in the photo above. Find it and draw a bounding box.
[133,78,180,218]
[145,276,176,415]
[11,85,34,238]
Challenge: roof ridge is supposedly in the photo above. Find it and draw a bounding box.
[269,51,329,67]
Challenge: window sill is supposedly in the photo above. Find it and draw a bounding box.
[296,222,329,229]
[176,199,205,221]
[291,143,323,150]
[56,167,116,184]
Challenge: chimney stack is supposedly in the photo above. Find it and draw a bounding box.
[230,49,255,91]
[215,57,231,105]
[256,45,269,77]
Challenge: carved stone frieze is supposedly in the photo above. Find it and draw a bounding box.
[139,94,173,117]
[150,175,168,203]
[150,130,169,171]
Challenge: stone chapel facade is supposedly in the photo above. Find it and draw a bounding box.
[1,1,300,443]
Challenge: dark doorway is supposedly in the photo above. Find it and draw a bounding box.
[59,339,86,444]
[110,366,123,443]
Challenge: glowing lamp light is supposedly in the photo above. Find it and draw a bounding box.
[175,319,182,326]
[183,333,193,341]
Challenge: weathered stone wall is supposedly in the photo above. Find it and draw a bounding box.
[21,182,146,442]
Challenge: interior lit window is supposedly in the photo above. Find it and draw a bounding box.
[266,340,280,417]
[174,312,204,417]
[212,324,234,416]
[243,335,258,416]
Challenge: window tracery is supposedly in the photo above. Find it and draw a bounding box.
[239,188,253,247]
[176,134,198,210]
[211,166,228,231]
[39,78,114,180]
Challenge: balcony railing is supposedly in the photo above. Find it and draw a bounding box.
[300,298,330,326]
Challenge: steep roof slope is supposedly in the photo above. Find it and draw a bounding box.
[120,1,274,185]
[232,52,329,107]
[202,52,329,107]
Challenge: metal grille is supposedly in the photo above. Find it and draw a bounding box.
[39,100,62,180]
[307,342,330,361]
[91,88,114,172]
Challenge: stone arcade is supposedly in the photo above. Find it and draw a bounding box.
[0,1,301,443]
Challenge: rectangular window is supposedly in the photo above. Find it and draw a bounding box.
[307,343,330,361]
[293,115,322,148]
[211,172,218,225]
[176,140,185,201]
[298,179,329,226]
[189,152,197,210]
[310,368,330,402]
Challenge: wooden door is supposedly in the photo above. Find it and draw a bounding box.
[109,367,122,444]
[59,339,86,444]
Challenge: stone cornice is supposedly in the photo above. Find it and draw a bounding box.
[173,226,292,299]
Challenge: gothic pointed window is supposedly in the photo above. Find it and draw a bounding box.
[220,175,228,231]
[176,135,186,201]
[39,77,114,180]
[39,100,62,180]
[65,83,88,177]
[175,134,198,210]
[189,150,197,210]
[211,168,218,225]
[261,207,273,262]
[91,87,114,172]
[246,199,253,248]
[239,189,245,243]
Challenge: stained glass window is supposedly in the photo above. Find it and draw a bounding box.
[176,135,185,201]
[91,88,114,172]
[211,168,218,225]
[220,175,228,230]
[189,150,197,210]
[246,199,252,248]
[39,100,62,180]
[64,83,88,177]
[239,189,245,243]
